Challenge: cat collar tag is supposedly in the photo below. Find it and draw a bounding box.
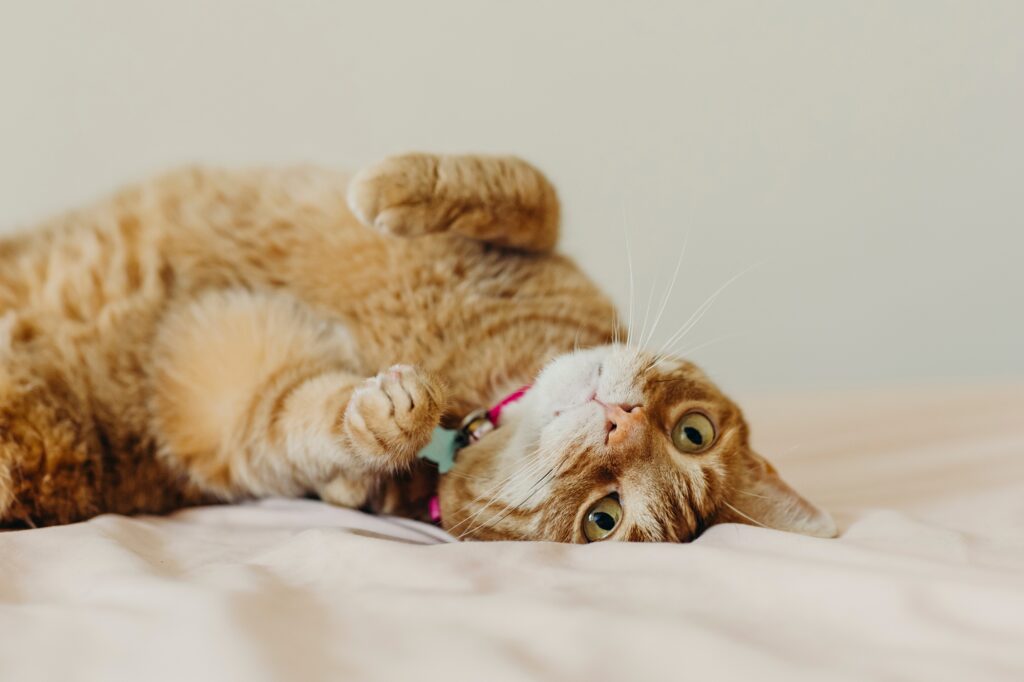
[417,408,492,474]
[417,426,461,474]
[417,386,530,525]
[417,384,529,473]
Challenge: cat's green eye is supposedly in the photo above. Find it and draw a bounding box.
[582,495,622,542]
[672,412,716,453]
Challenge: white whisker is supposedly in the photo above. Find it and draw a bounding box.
[572,323,584,352]
[722,500,771,529]
[642,236,688,349]
[621,198,637,348]
[653,260,763,360]
[639,277,657,354]
[446,453,550,535]
[446,448,551,536]
[461,466,557,539]
[733,489,773,501]
[446,449,547,525]
[670,332,748,360]
[456,461,554,540]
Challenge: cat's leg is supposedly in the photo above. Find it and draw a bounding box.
[0,310,210,526]
[0,323,32,523]
[0,374,94,526]
[0,313,95,526]
[152,290,445,506]
[347,153,560,252]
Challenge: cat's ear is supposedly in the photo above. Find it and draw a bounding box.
[722,452,837,538]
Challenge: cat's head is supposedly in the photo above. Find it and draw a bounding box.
[438,344,836,542]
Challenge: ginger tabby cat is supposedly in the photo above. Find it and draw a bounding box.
[0,153,835,541]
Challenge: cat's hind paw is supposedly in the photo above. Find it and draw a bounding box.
[346,154,444,238]
[346,153,560,252]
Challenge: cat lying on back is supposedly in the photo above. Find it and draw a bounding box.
[0,153,835,541]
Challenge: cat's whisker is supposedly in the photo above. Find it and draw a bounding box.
[638,278,657,354]
[669,332,748,361]
[446,448,551,536]
[620,198,637,349]
[732,488,773,501]
[722,500,770,529]
[653,261,762,360]
[460,436,565,536]
[488,450,554,509]
[653,288,729,360]
[642,237,687,350]
[452,461,552,540]
[445,451,549,534]
[444,448,548,531]
[464,473,553,539]
[464,434,582,538]
[461,466,556,539]
[572,323,584,352]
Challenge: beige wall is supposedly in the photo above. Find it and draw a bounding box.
[2,1,1022,389]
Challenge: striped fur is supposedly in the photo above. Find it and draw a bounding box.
[0,153,833,540]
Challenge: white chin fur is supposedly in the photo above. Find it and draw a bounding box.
[488,345,652,506]
[529,344,648,419]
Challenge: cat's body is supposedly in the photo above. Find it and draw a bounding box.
[0,154,834,541]
[0,156,614,527]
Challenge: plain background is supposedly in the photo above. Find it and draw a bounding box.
[1,1,1021,391]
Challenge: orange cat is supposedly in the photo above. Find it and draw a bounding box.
[0,153,835,540]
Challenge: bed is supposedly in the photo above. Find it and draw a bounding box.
[1,385,1021,681]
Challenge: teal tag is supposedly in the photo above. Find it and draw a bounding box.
[418,426,460,473]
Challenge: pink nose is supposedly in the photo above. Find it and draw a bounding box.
[602,403,644,445]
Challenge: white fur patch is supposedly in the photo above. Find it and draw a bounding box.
[487,344,651,509]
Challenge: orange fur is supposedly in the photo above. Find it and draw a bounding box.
[0,153,833,541]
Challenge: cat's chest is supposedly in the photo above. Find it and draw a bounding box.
[299,235,616,408]
[342,258,613,412]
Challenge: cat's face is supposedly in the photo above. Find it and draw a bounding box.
[438,344,836,542]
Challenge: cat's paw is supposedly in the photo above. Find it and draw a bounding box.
[317,474,369,508]
[342,364,445,469]
[346,154,448,238]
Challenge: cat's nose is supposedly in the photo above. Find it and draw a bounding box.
[603,403,644,446]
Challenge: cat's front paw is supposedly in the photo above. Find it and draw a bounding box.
[342,365,445,469]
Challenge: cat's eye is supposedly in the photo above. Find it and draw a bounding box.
[672,411,716,453]
[582,495,622,542]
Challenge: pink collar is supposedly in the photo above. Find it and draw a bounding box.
[487,386,530,426]
[427,385,530,524]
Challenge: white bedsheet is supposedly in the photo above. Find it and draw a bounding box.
[1,385,1022,681]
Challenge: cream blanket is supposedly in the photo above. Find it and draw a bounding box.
[1,386,1021,681]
